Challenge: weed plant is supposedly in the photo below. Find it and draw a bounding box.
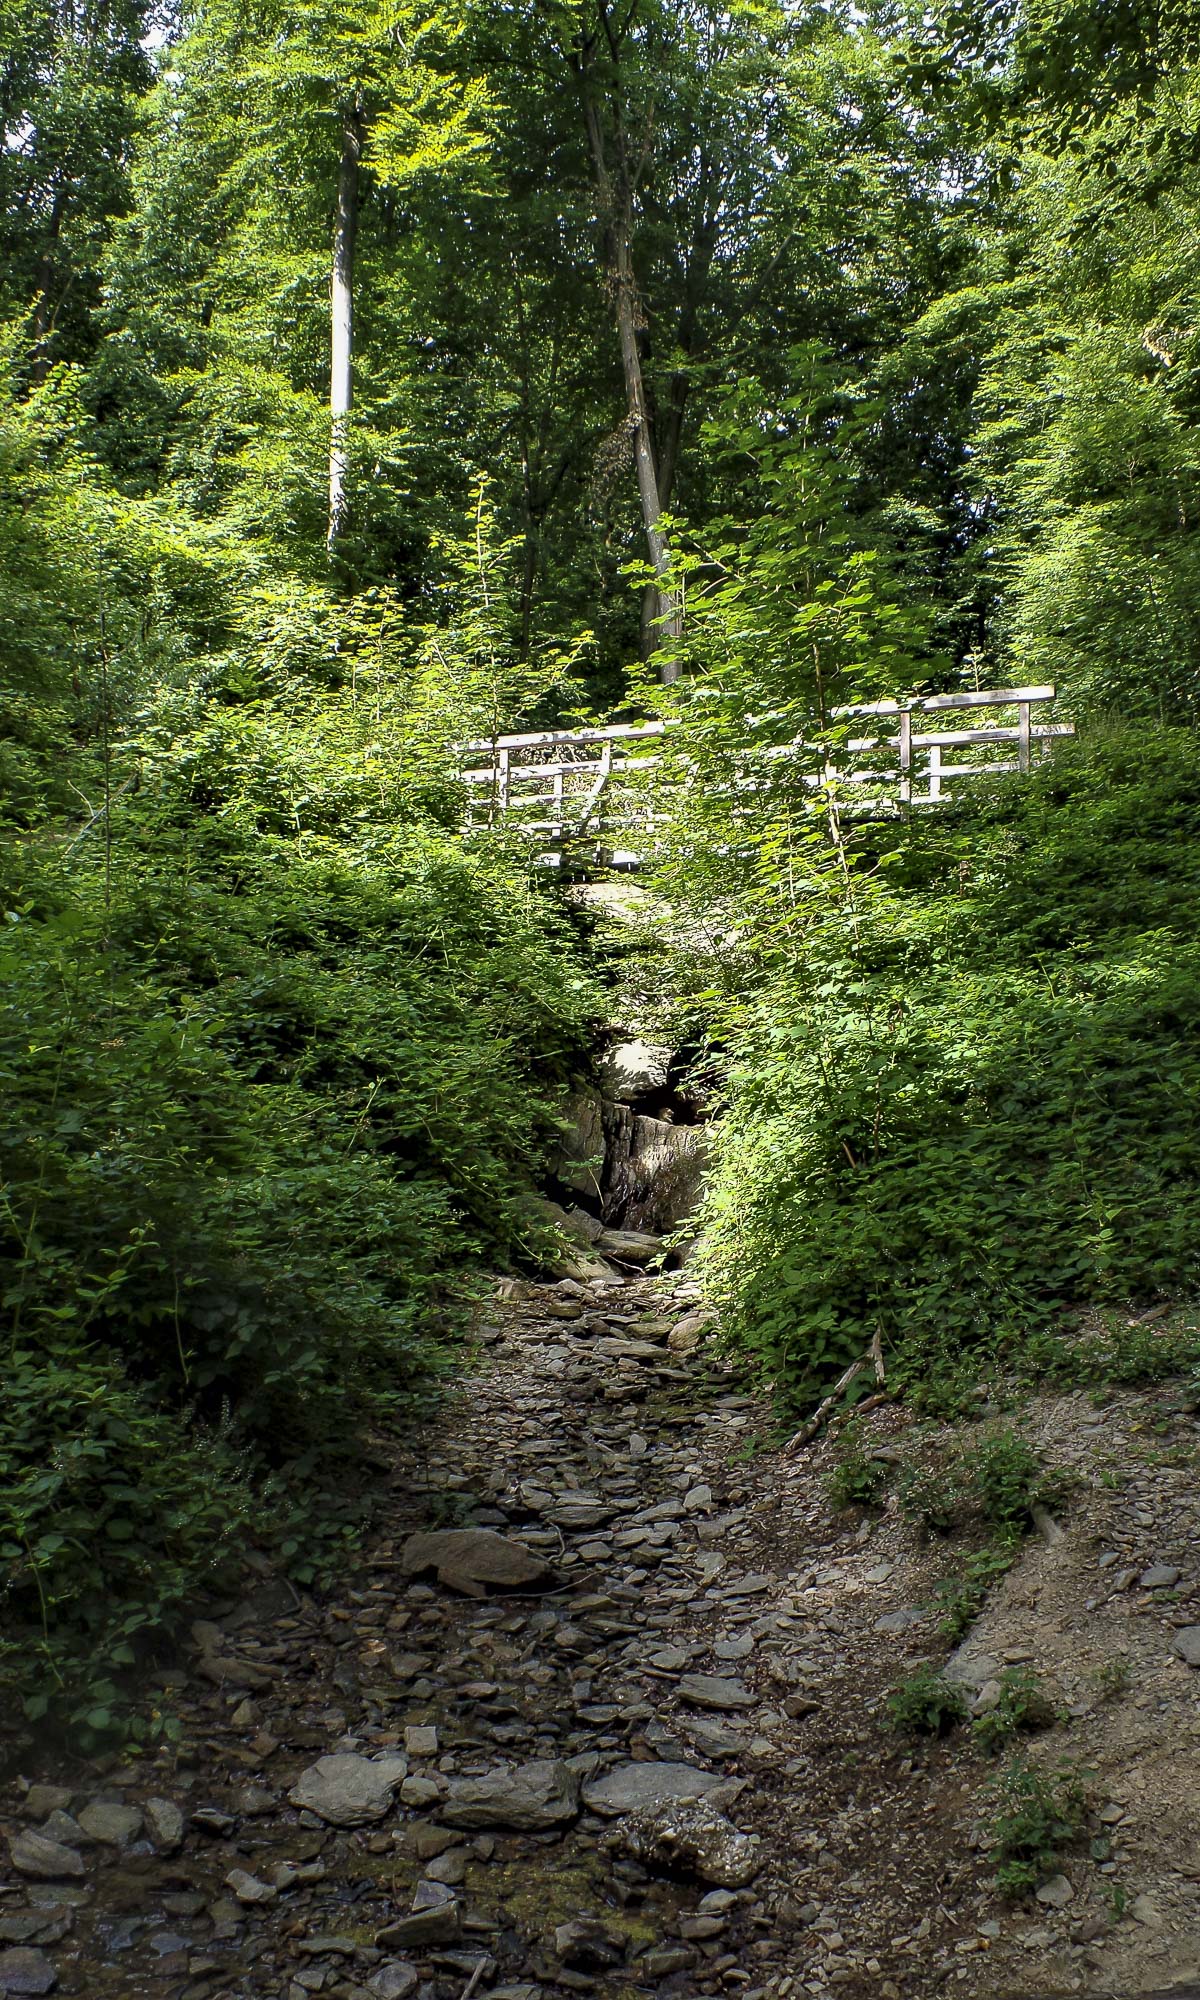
[884,1666,968,1737]
[986,1757,1089,1896]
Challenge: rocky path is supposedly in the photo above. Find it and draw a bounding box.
[6,1268,1200,2000]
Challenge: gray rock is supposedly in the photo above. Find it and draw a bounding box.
[8,1835,85,1884]
[582,1760,728,1817]
[713,1632,753,1661]
[943,1648,1000,1689]
[21,1791,71,1824]
[288,1754,409,1827]
[676,1673,757,1712]
[594,1228,662,1267]
[549,1092,606,1197]
[401,1528,550,1597]
[1035,1873,1074,1909]
[1141,1563,1181,1589]
[376,1902,461,1949]
[225,1868,276,1906]
[875,1607,927,1635]
[0,1949,57,1995]
[554,1918,626,1969]
[621,1797,760,1887]
[669,1313,712,1354]
[399,1774,441,1807]
[601,1040,672,1102]
[369,1968,419,2000]
[441,1759,580,1831]
[144,1798,184,1852]
[75,1802,142,1848]
[1174,1627,1200,1667]
[547,1497,616,1530]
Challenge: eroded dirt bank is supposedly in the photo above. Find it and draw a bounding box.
[4,1268,1200,2000]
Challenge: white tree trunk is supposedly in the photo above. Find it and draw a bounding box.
[328,103,362,558]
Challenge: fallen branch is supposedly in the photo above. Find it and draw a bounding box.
[783,1329,886,1454]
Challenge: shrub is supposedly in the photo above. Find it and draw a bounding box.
[986,1757,1088,1896]
[972,1668,1058,1754]
[701,734,1200,1405]
[900,1429,1068,1537]
[884,1666,968,1737]
[826,1426,892,1510]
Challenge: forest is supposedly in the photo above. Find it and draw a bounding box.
[4,0,1200,1754]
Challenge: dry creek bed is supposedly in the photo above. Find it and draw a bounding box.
[4,1267,1200,2000]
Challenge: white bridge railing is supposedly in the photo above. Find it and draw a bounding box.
[456,686,1074,865]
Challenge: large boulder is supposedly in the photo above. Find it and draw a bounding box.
[619,1797,760,1887]
[594,1227,662,1267]
[600,1041,673,1103]
[599,1102,707,1236]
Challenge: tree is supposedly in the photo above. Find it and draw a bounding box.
[0,0,153,374]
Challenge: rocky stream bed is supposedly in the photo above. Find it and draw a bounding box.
[5,1265,1200,2000]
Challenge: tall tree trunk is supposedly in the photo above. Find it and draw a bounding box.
[30,182,68,384]
[578,59,681,682]
[612,216,681,680]
[327,101,362,559]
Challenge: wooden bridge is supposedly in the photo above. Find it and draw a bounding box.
[457,685,1074,867]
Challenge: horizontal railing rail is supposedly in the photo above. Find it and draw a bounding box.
[455,686,1074,865]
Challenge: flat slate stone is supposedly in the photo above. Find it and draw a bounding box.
[75,1803,142,1848]
[0,1949,57,1995]
[582,1760,727,1817]
[441,1759,580,1831]
[875,1606,926,1635]
[1174,1626,1200,1667]
[288,1754,409,1827]
[676,1674,757,1712]
[8,1835,84,1884]
[401,1529,550,1597]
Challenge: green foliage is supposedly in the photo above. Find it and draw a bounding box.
[884,1665,968,1738]
[0,373,600,1736]
[986,1757,1089,1898]
[1090,1655,1133,1702]
[972,1668,1058,1755]
[900,1430,1069,1537]
[700,734,1200,1403]
[826,1425,892,1511]
[932,1544,1019,1645]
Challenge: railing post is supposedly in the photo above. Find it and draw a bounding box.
[497,747,509,819]
[898,707,912,805]
[927,743,942,802]
[1018,701,1031,773]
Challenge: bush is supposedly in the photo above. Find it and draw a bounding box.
[972,1668,1058,1755]
[702,733,1200,1404]
[900,1428,1068,1537]
[826,1426,892,1510]
[0,830,597,1733]
[884,1666,968,1737]
[986,1757,1088,1897]
[0,397,602,1736]
[932,1544,1019,1643]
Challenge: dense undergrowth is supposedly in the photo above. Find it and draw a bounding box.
[701,732,1200,1409]
[0,375,599,1741]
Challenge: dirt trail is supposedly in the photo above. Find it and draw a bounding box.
[5,1269,1200,2000]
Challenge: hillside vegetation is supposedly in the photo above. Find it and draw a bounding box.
[3,0,1200,1741]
